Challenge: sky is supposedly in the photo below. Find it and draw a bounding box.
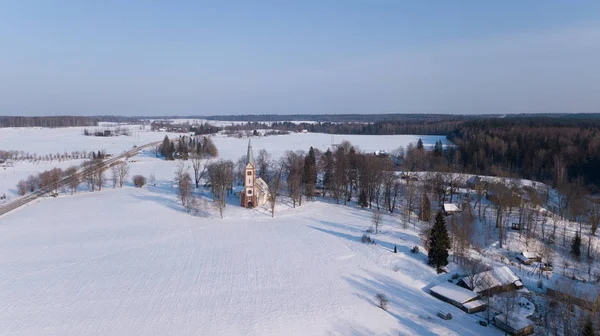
[0,1,599,116]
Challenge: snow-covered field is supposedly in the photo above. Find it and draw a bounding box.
[0,126,503,335]
[0,126,448,199]
[0,186,495,336]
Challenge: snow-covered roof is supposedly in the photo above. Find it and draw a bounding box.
[430,283,479,304]
[255,177,269,193]
[443,203,461,213]
[462,299,486,310]
[494,313,533,331]
[462,266,521,293]
[522,251,540,259]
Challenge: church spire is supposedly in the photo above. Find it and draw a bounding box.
[246,138,255,167]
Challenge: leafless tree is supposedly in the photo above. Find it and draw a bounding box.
[190,153,207,188]
[207,160,234,219]
[256,149,271,182]
[133,175,146,187]
[284,150,304,208]
[375,293,389,311]
[267,159,285,217]
[372,210,383,234]
[17,180,27,195]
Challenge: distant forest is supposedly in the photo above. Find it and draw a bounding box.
[4,113,600,191]
[0,116,96,128]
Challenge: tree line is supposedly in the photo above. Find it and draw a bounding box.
[0,116,95,128]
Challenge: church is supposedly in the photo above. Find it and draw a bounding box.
[240,140,269,208]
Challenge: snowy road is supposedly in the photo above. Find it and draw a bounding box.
[0,187,496,335]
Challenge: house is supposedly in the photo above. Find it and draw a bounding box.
[429,282,487,313]
[516,251,542,265]
[458,266,523,296]
[547,276,600,309]
[443,203,462,216]
[240,139,269,208]
[494,313,534,336]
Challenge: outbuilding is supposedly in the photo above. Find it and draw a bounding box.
[429,282,487,313]
[494,313,534,336]
[443,203,462,216]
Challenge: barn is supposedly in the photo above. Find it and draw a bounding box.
[429,282,486,313]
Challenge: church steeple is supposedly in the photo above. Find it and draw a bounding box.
[246,139,255,167]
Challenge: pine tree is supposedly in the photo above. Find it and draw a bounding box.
[303,147,317,198]
[417,138,424,150]
[583,316,595,336]
[160,136,171,159]
[359,190,368,208]
[572,230,582,258]
[323,149,334,196]
[428,211,451,270]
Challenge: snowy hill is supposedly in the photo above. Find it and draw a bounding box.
[0,186,497,336]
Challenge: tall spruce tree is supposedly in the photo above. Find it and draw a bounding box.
[323,149,334,196]
[572,230,582,258]
[428,211,451,270]
[583,316,596,336]
[416,138,424,150]
[303,147,317,198]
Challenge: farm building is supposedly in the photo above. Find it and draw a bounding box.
[494,313,534,336]
[458,266,523,296]
[443,203,462,216]
[547,277,600,309]
[516,251,542,265]
[429,283,486,313]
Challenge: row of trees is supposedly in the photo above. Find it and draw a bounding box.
[0,116,94,128]
[0,149,108,163]
[16,159,131,196]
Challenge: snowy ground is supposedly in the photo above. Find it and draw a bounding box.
[0,126,448,200]
[0,184,498,336]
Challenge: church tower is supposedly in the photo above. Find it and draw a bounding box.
[241,139,257,208]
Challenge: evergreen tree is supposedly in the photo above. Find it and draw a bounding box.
[323,149,334,196]
[583,316,595,336]
[358,190,368,208]
[433,140,443,157]
[428,211,451,270]
[581,316,596,336]
[572,230,582,258]
[416,138,424,150]
[303,147,317,198]
[160,136,171,159]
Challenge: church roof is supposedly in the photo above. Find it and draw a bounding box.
[246,139,255,167]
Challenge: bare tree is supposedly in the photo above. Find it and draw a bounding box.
[190,153,207,189]
[375,293,389,311]
[284,150,304,208]
[207,160,234,219]
[267,160,285,217]
[372,210,383,234]
[133,175,146,188]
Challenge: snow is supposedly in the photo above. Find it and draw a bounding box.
[430,283,479,304]
[461,266,521,293]
[0,187,499,335]
[443,203,461,213]
[494,313,533,331]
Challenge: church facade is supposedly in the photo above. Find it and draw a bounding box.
[240,140,269,208]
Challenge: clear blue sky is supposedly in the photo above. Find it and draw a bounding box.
[1,1,599,116]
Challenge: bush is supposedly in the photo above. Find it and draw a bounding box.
[375,293,389,310]
[133,175,146,188]
[361,234,375,244]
